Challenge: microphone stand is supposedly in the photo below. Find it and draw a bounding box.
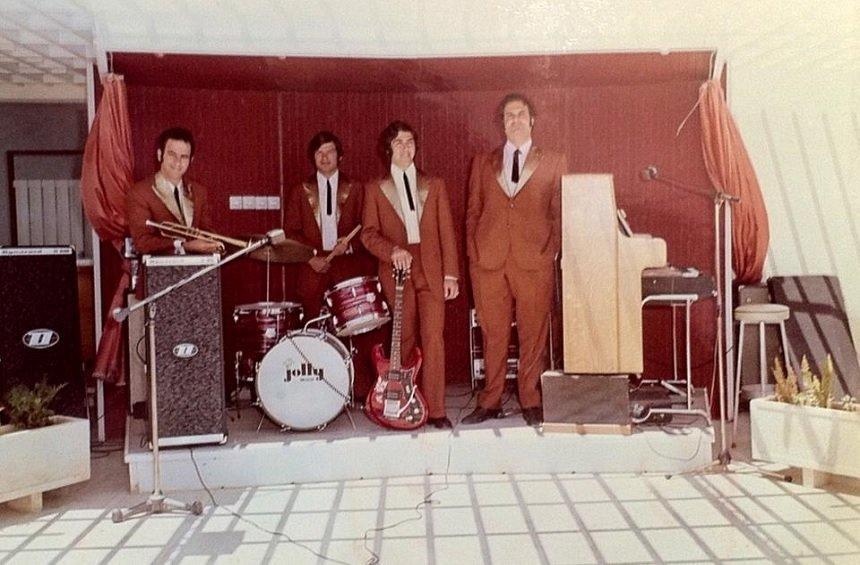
[644,170,739,469]
[111,231,284,523]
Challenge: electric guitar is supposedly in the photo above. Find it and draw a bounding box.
[365,267,428,430]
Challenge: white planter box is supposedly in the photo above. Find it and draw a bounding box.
[750,397,860,487]
[0,416,91,511]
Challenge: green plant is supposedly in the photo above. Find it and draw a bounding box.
[3,381,65,429]
[772,354,856,411]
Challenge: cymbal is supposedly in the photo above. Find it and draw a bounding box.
[247,237,314,264]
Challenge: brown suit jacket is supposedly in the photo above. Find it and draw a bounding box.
[466,146,567,271]
[284,173,366,302]
[361,173,459,300]
[127,174,212,255]
[283,173,364,253]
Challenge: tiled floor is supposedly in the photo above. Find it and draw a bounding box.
[2,415,859,564]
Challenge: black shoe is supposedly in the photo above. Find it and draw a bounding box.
[461,407,503,425]
[428,416,453,429]
[522,407,543,426]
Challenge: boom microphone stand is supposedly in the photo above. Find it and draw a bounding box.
[641,166,739,468]
[110,229,286,523]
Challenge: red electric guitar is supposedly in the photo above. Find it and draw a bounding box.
[365,267,428,430]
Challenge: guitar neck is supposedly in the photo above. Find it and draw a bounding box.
[390,280,405,372]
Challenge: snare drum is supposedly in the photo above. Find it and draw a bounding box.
[256,329,352,430]
[233,302,303,380]
[324,276,390,337]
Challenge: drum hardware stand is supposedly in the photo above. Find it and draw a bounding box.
[110,229,287,523]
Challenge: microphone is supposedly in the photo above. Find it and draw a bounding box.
[265,228,286,245]
[640,165,658,181]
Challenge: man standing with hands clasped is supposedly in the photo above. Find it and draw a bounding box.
[361,120,460,429]
[464,94,567,427]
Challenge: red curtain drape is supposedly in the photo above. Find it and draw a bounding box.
[81,74,134,384]
[698,79,769,285]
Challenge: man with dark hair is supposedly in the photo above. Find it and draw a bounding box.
[127,126,222,255]
[464,93,567,426]
[284,130,366,318]
[362,120,460,429]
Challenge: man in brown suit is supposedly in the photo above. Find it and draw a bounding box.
[362,120,460,429]
[463,94,567,426]
[127,127,221,255]
[284,131,366,318]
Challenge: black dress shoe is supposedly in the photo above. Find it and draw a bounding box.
[522,407,543,426]
[461,407,503,425]
[428,417,453,429]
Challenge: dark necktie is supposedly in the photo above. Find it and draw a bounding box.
[512,149,521,184]
[173,186,187,225]
[403,172,415,211]
[326,179,333,216]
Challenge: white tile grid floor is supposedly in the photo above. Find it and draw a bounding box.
[2,414,859,564]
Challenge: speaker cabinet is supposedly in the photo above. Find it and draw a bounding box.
[0,246,86,418]
[143,255,226,446]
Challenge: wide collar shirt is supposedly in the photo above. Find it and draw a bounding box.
[153,172,194,227]
[503,138,532,197]
[316,170,339,251]
[391,162,421,244]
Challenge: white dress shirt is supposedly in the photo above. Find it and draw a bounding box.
[316,170,339,251]
[503,138,532,197]
[391,163,421,244]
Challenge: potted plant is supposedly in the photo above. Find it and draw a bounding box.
[0,381,90,512]
[750,356,859,488]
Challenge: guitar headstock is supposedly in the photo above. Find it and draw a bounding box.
[393,266,410,286]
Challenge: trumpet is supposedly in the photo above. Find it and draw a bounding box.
[144,219,315,263]
[145,220,248,249]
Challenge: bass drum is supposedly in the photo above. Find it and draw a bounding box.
[256,329,352,431]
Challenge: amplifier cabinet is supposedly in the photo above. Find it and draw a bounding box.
[541,372,631,434]
[469,308,518,388]
[143,255,226,447]
[0,246,86,418]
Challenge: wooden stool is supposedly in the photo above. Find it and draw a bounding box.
[732,303,791,437]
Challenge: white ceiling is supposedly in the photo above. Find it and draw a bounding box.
[0,1,856,105]
[0,0,92,102]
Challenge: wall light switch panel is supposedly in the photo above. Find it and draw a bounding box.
[229,196,243,210]
[254,196,267,210]
[241,196,255,210]
[267,196,280,210]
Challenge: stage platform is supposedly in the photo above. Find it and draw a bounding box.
[124,384,714,493]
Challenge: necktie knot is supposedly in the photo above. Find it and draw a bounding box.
[512,149,521,184]
[403,172,415,211]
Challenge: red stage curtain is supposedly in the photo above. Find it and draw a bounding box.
[81,74,134,384]
[698,79,769,284]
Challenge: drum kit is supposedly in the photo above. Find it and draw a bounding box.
[149,219,391,432]
[233,276,389,431]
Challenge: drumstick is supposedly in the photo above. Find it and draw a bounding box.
[324,224,362,263]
